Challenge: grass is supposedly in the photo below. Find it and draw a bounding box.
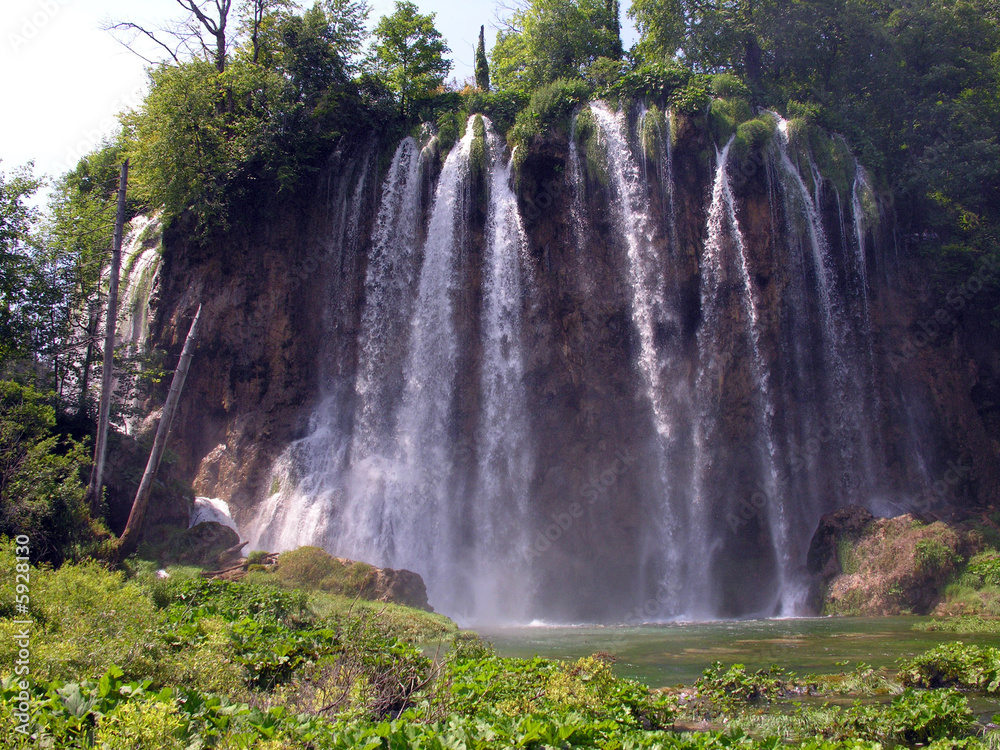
[6,537,1000,749]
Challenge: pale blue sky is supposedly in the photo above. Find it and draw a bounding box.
[1,0,637,192]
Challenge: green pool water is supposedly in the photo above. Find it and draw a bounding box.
[478,617,1000,688]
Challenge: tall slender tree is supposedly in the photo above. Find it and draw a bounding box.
[475,24,491,90]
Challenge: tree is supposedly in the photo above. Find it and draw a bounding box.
[475,25,491,90]
[108,0,234,72]
[0,164,42,365]
[370,1,451,117]
[490,0,620,93]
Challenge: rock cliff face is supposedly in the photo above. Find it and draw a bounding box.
[139,105,1000,622]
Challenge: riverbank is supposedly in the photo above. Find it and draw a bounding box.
[5,541,1000,747]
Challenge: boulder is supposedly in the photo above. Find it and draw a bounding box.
[807,505,875,579]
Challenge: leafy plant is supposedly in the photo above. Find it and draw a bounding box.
[898,642,1000,693]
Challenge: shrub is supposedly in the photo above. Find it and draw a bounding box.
[95,698,186,750]
[615,60,689,101]
[735,114,777,156]
[712,73,751,98]
[586,57,626,93]
[708,96,754,145]
[0,547,163,683]
[509,78,592,159]
[961,551,1000,587]
[276,546,376,598]
[898,641,1000,692]
[0,381,92,564]
[669,75,711,115]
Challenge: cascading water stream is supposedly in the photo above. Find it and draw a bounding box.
[589,102,683,613]
[773,119,877,492]
[350,137,426,460]
[468,124,534,621]
[246,150,374,554]
[231,103,928,624]
[716,144,794,614]
[337,123,476,597]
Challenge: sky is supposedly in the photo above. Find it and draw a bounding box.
[1,0,637,198]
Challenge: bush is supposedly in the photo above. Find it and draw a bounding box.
[0,381,92,564]
[615,60,690,101]
[736,114,777,155]
[669,75,712,115]
[961,551,1000,587]
[276,546,375,598]
[708,96,754,145]
[463,88,529,135]
[509,78,592,158]
[0,545,163,683]
[898,641,1000,692]
[712,73,751,98]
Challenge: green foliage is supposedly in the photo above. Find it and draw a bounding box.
[164,576,308,627]
[898,641,1000,692]
[882,687,973,744]
[509,78,591,159]
[694,662,789,712]
[0,545,160,683]
[0,163,43,364]
[712,74,751,99]
[709,96,754,145]
[916,538,962,573]
[914,615,1000,633]
[961,551,1000,587]
[615,59,689,101]
[122,1,372,237]
[439,651,674,730]
[462,88,530,136]
[475,25,490,91]
[735,114,776,157]
[837,536,861,576]
[0,383,91,564]
[247,550,269,565]
[370,0,451,118]
[670,76,712,115]
[275,545,376,598]
[586,56,627,94]
[491,0,620,94]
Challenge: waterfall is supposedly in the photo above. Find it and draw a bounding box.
[589,102,684,614]
[230,102,930,624]
[705,141,793,614]
[350,137,427,460]
[114,215,161,435]
[246,148,375,554]
[773,119,877,495]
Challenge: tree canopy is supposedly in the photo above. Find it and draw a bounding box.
[370,1,452,117]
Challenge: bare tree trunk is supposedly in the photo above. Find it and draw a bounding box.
[86,160,129,515]
[116,304,202,560]
[77,299,100,418]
